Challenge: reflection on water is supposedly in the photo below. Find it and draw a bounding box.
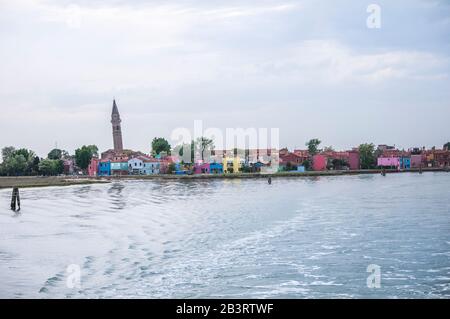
[0,173,449,298]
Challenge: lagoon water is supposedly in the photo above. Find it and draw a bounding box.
[0,173,449,298]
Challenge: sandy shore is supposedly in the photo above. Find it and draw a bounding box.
[1,167,446,189]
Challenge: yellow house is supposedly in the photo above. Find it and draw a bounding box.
[223,156,242,173]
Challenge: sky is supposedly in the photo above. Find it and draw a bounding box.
[0,0,449,157]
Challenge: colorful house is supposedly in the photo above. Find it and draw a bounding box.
[348,150,360,170]
[98,160,111,176]
[279,152,303,171]
[128,158,144,175]
[142,159,160,175]
[410,154,423,168]
[312,155,327,171]
[88,158,99,177]
[63,159,75,175]
[111,160,129,176]
[433,150,450,167]
[377,157,400,168]
[223,156,242,173]
[210,162,223,174]
[194,162,210,174]
[399,157,411,169]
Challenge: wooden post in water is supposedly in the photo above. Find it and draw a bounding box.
[381,168,386,176]
[10,187,21,212]
[419,164,423,174]
[268,176,272,185]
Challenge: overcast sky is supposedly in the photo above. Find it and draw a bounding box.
[0,0,449,157]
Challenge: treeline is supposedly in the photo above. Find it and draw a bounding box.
[0,145,98,176]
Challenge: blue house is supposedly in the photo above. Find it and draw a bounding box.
[210,162,223,174]
[400,157,411,169]
[297,165,306,172]
[174,163,189,175]
[98,161,111,176]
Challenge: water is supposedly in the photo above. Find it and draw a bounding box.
[0,173,449,299]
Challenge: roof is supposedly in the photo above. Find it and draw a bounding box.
[112,99,119,115]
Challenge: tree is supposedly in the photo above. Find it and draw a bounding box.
[48,148,63,160]
[302,159,311,171]
[331,158,348,170]
[444,142,450,150]
[151,138,171,156]
[0,146,37,176]
[359,143,376,169]
[175,141,195,163]
[86,145,99,157]
[38,159,64,176]
[196,137,214,161]
[75,145,98,171]
[306,139,321,156]
[38,159,54,176]
[2,146,16,162]
[323,146,334,152]
[167,163,176,174]
[31,156,41,175]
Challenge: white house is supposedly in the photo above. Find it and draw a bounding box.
[128,158,144,175]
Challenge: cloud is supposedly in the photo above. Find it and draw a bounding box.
[0,0,449,156]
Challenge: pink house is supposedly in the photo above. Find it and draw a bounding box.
[312,155,327,171]
[410,154,423,168]
[377,157,400,168]
[194,162,210,174]
[348,151,360,170]
[88,158,99,176]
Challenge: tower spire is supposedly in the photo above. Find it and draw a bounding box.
[112,99,119,115]
[111,99,123,152]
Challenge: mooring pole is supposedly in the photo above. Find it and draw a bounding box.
[268,176,272,184]
[10,187,20,212]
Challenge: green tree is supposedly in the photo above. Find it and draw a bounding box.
[0,147,36,176]
[75,145,98,171]
[87,145,99,157]
[306,139,321,156]
[167,162,176,174]
[48,148,63,160]
[302,159,311,171]
[175,141,195,163]
[38,159,57,176]
[444,142,450,150]
[151,137,171,156]
[196,137,214,161]
[359,143,376,169]
[31,156,41,175]
[2,146,16,162]
[38,159,64,176]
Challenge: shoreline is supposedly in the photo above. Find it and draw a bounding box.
[0,167,447,189]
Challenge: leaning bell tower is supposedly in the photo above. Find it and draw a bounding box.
[111,99,124,152]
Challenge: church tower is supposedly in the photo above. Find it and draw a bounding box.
[111,99,123,152]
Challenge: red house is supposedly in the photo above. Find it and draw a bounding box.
[348,150,360,170]
[88,158,99,177]
[312,154,327,171]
